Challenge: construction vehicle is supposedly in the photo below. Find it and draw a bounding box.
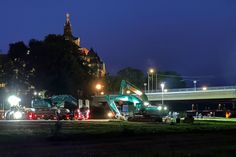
[31,97,57,120]
[5,105,37,120]
[105,80,168,121]
[31,95,90,120]
[4,95,37,120]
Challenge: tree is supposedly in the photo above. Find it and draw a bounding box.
[117,67,145,89]
[5,41,30,92]
[4,34,95,98]
[28,34,92,98]
[104,74,122,93]
[155,71,186,89]
[104,67,186,94]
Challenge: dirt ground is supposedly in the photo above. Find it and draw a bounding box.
[0,130,236,157]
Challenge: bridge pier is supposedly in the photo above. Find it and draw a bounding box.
[233,102,236,110]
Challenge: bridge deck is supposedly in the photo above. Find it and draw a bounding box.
[92,86,236,104]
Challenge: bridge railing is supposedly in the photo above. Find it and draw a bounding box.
[146,86,236,93]
[103,86,236,95]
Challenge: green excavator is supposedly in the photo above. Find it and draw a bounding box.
[105,80,168,121]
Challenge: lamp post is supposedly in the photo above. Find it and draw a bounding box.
[193,80,197,91]
[155,73,157,91]
[144,83,147,93]
[148,68,154,92]
[147,72,150,93]
[160,83,165,105]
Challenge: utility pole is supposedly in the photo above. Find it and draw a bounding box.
[147,73,150,93]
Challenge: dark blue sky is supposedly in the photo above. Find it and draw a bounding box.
[1,0,236,86]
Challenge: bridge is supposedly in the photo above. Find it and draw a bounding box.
[92,86,236,105]
[147,86,236,101]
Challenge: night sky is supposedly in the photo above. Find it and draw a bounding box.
[1,0,236,86]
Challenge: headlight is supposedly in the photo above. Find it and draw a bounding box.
[157,106,162,111]
[107,112,113,118]
[144,102,149,106]
[8,95,21,107]
[14,111,22,119]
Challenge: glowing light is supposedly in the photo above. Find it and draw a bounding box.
[7,95,21,106]
[136,90,143,96]
[144,102,149,106]
[100,91,104,95]
[157,106,162,111]
[126,90,131,94]
[149,68,155,74]
[160,83,165,90]
[14,111,22,119]
[202,86,207,91]
[107,112,113,118]
[95,84,102,90]
[164,106,167,110]
[226,112,231,118]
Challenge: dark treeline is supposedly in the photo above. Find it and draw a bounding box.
[0,34,186,101]
[1,35,97,98]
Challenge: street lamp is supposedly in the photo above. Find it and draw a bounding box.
[160,83,165,106]
[148,68,155,92]
[95,83,103,95]
[144,83,147,93]
[193,80,197,91]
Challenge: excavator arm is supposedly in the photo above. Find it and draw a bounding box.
[51,95,77,107]
[119,80,149,103]
[105,94,143,119]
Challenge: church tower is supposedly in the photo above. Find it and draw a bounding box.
[63,13,80,46]
[64,13,72,40]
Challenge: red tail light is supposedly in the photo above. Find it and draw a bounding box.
[66,114,70,120]
[78,112,82,118]
[86,109,90,119]
[27,112,36,120]
[74,115,78,119]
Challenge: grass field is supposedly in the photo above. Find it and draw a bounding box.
[1,119,236,156]
[1,118,236,137]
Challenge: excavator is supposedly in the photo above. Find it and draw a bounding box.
[31,95,90,120]
[105,80,168,121]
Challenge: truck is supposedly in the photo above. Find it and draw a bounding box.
[105,80,168,121]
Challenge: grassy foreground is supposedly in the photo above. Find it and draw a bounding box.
[1,119,236,137]
[1,119,236,156]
